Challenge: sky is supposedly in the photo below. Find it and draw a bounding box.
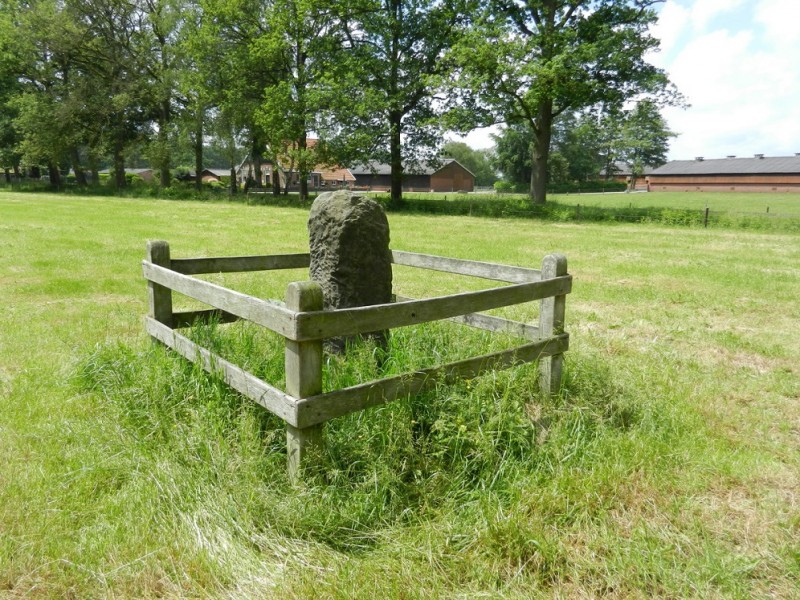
[455,0,800,161]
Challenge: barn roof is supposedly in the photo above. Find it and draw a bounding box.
[601,162,658,177]
[203,168,230,177]
[651,155,800,176]
[350,158,472,176]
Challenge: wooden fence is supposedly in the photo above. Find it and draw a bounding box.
[143,241,571,481]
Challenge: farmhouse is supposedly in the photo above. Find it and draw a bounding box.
[238,160,356,190]
[177,169,232,183]
[98,168,155,183]
[648,154,800,192]
[351,159,475,192]
[238,138,356,190]
[602,162,657,183]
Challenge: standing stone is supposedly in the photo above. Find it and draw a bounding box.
[308,190,393,351]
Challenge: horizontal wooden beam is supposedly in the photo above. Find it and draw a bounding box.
[295,275,571,341]
[142,261,297,338]
[392,250,541,283]
[146,317,299,427]
[170,253,310,275]
[172,309,241,329]
[295,334,569,428]
[394,294,540,340]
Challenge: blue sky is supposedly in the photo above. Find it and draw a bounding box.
[457,0,800,161]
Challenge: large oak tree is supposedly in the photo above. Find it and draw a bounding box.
[456,0,679,204]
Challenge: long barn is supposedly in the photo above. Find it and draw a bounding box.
[648,155,800,192]
[351,159,475,193]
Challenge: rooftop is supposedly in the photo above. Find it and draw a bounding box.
[651,155,800,176]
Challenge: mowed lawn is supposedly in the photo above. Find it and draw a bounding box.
[402,190,800,217]
[553,190,800,215]
[1,191,799,598]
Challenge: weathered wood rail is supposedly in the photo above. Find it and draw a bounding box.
[143,241,571,481]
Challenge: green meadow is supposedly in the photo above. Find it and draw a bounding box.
[1,191,799,598]
[402,189,800,211]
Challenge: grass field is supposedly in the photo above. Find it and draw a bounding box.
[397,190,800,219]
[2,191,799,598]
[551,190,800,215]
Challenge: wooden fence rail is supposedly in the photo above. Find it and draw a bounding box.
[143,240,571,482]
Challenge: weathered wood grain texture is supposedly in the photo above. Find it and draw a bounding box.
[294,276,571,341]
[394,294,540,340]
[146,240,173,328]
[142,261,296,338]
[392,250,541,283]
[171,253,311,275]
[538,254,568,396]
[295,334,568,428]
[145,317,298,425]
[284,281,325,483]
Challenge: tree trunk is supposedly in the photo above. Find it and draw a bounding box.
[229,166,237,195]
[194,108,203,192]
[48,161,61,186]
[88,154,99,186]
[389,110,403,204]
[159,103,171,189]
[272,165,280,196]
[3,168,10,184]
[71,148,88,186]
[113,134,126,189]
[298,135,308,202]
[530,100,553,205]
[252,139,263,188]
[283,156,294,195]
[160,167,170,188]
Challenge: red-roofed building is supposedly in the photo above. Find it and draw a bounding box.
[238,139,356,191]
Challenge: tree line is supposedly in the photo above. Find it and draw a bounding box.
[0,0,679,204]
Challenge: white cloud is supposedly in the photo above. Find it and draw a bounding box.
[456,0,800,159]
[655,0,800,159]
[754,0,800,47]
[449,126,499,150]
[650,2,690,58]
[687,0,746,32]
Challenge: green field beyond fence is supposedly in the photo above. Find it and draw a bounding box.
[380,191,800,229]
[1,191,799,597]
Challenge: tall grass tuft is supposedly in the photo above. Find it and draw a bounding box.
[72,314,732,595]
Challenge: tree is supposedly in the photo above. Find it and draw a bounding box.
[615,99,673,188]
[339,0,474,203]
[253,0,346,200]
[492,124,531,188]
[456,0,680,204]
[550,110,605,183]
[140,0,186,188]
[0,0,23,180]
[441,141,496,187]
[3,0,91,185]
[70,0,154,188]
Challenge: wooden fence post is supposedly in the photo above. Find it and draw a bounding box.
[285,281,324,483]
[146,240,173,328]
[539,254,567,396]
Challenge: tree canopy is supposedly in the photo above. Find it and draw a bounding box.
[0,0,677,201]
[452,0,680,203]
[494,100,674,189]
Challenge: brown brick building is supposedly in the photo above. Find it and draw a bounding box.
[648,155,800,192]
[351,159,475,192]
